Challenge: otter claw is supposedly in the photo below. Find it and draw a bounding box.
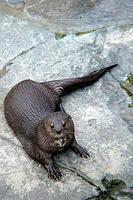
[46,164,62,180]
[71,143,90,158]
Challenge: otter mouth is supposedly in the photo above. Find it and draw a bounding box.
[54,133,64,139]
[55,137,67,149]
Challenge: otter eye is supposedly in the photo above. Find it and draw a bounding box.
[50,123,54,128]
[62,121,66,127]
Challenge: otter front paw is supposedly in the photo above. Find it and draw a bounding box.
[45,164,62,180]
[71,142,90,158]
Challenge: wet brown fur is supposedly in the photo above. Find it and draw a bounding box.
[4,64,117,180]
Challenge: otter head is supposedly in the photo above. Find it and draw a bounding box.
[37,112,75,152]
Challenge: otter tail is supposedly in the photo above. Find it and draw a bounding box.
[45,64,118,96]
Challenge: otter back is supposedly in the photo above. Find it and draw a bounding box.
[4,79,60,138]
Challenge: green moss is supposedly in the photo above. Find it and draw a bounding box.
[75,29,96,36]
[128,96,133,108]
[120,82,133,97]
[86,178,130,200]
[55,33,67,40]
[120,72,133,108]
[102,178,126,193]
[127,73,133,84]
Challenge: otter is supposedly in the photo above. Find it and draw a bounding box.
[4,64,117,180]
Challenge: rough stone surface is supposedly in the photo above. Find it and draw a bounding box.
[24,0,133,33]
[1,0,133,33]
[6,0,25,9]
[0,1,133,200]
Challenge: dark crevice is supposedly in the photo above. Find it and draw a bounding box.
[2,46,36,69]
[57,162,133,200]
[109,72,120,83]
[1,40,47,70]
[57,161,102,192]
[0,65,10,79]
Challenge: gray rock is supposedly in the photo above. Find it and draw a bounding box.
[0,6,133,200]
[24,0,133,33]
[1,0,133,34]
[6,0,25,9]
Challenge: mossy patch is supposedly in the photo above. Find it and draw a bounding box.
[127,73,133,84]
[75,29,96,36]
[120,73,133,108]
[86,178,132,200]
[55,33,67,40]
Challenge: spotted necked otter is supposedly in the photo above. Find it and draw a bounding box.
[4,64,117,180]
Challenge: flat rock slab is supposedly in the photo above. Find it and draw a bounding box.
[1,0,133,33]
[24,0,133,33]
[0,12,133,200]
[6,0,25,9]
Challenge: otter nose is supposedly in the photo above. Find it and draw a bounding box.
[56,130,62,134]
